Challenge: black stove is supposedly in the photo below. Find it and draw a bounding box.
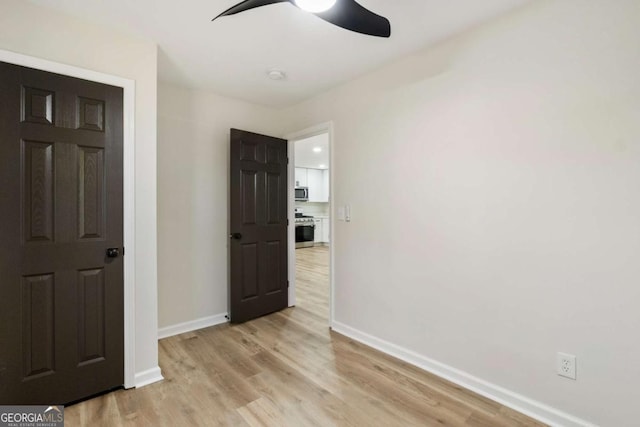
[295,213,314,224]
[295,212,315,248]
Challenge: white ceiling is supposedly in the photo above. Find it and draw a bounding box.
[295,133,329,169]
[27,0,530,107]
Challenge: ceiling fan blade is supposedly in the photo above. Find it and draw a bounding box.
[213,0,289,21]
[313,0,390,38]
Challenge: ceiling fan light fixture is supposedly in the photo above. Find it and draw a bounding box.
[213,0,391,38]
[294,0,337,13]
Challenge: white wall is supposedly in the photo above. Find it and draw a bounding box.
[280,0,640,425]
[0,0,160,381]
[157,84,284,329]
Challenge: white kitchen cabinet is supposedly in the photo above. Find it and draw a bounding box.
[321,218,330,243]
[313,218,323,243]
[307,169,324,202]
[296,167,329,202]
[295,167,307,187]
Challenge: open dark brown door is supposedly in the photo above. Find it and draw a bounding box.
[0,62,124,404]
[229,129,288,323]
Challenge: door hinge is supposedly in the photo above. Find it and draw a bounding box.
[122,247,125,256]
[287,280,290,288]
[287,219,289,226]
[287,157,289,164]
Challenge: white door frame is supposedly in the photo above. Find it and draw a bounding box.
[0,49,137,388]
[286,122,335,326]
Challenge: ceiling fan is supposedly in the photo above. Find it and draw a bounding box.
[213,0,391,38]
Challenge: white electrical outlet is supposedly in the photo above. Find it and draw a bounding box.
[557,352,577,380]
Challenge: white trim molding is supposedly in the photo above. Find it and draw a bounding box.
[134,367,164,388]
[0,48,139,389]
[331,322,597,427]
[286,137,297,308]
[158,313,229,340]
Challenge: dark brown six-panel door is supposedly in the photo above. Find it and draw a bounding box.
[0,62,124,404]
[229,129,288,323]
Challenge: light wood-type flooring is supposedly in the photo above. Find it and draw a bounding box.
[66,246,545,426]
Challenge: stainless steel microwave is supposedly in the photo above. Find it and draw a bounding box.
[295,187,309,202]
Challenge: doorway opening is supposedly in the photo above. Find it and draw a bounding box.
[287,123,334,326]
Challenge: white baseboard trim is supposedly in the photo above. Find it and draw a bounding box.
[331,321,596,427]
[158,313,229,340]
[134,367,164,388]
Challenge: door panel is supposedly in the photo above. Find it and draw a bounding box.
[266,172,282,224]
[242,170,258,225]
[22,87,55,125]
[0,61,124,405]
[264,241,282,294]
[78,146,105,239]
[230,129,288,323]
[23,140,55,242]
[241,243,259,300]
[77,268,106,366]
[21,274,56,380]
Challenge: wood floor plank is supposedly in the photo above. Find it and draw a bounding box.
[64,246,545,426]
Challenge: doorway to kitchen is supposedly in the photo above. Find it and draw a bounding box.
[287,124,333,326]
